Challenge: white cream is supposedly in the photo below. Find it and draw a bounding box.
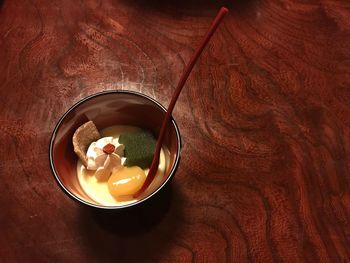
[86,136,124,169]
[86,137,125,180]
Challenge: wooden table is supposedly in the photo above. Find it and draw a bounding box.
[1,0,350,262]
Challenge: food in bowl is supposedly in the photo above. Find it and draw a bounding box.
[73,122,168,206]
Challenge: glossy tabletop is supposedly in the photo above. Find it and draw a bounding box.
[1,0,350,262]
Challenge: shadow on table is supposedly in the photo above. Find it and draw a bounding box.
[90,183,174,236]
[120,0,234,14]
[78,182,184,261]
[118,0,257,20]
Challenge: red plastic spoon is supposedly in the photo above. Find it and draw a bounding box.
[134,7,229,197]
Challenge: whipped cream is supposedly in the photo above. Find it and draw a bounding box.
[86,137,125,181]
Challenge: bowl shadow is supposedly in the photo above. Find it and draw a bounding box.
[116,0,257,24]
[118,0,235,15]
[89,182,173,236]
[122,0,258,12]
[77,182,184,261]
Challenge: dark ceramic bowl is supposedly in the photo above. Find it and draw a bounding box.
[49,90,181,209]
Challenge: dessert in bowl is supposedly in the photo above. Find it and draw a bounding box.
[49,90,181,209]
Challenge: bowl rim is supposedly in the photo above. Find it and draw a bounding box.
[49,90,181,210]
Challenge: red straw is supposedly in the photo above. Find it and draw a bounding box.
[134,7,229,197]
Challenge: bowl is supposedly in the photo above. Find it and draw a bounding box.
[49,90,181,209]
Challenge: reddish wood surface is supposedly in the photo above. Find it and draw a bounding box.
[1,0,350,262]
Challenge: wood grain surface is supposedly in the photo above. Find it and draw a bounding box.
[1,0,350,262]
